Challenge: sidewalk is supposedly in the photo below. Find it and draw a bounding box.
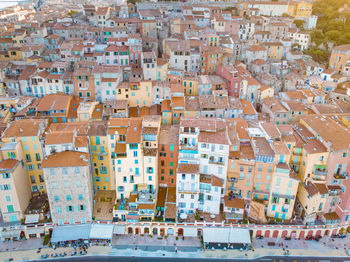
[0,239,349,261]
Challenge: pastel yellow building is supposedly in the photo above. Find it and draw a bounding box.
[2,119,48,193]
[183,76,198,96]
[287,1,312,18]
[296,182,327,224]
[0,159,32,223]
[298,139,329,183]
[128,81,153,108]
[157,58,169,82]
[267,163,299,220]
[294,2,312,18]
[89,121,114,190]
[263,42,283,60]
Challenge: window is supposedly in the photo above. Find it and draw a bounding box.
[2,173,10,179]
[0,176,10,187]
[67,206,74,212]
[76,180,82,187]
[25,154,31,162]
[276,178,281,186]
[66,195,71,201]
[78,194,83,200]
[56,207,61,214]
[54,196,59,202]
[7,205,14,212]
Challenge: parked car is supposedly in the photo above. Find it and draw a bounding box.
[338,234,346,238]
[256,235,264,239]
[284,236,291,240]
[305,236,313,240]
[314,236,322,241]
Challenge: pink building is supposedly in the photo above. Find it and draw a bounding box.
[224,21,239,35]
[216,65,242,97]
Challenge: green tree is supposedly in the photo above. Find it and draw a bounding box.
[325,30,341,41]
[294,19,305,30]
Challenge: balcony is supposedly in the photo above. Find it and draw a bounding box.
[314,168,328,176]
[209,160,225,166]
[334,171,348,180]
[178,188,198,193]
[227,177,237,183]
[253,189,269,195]
[179,142,197,151]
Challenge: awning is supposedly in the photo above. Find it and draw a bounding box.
[89,224,113,240]
[1,229,21,239]
[229,228,251,244]
[25,214,39,224]
[203,228,251,244]
[26,226,44,235]
[183,227,197,237]
[51,224,91,243]
[203,227,230,243]
[113,225,126,234]
[314,164,327,169]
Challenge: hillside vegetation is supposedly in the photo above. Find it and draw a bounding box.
[308,0,350,63]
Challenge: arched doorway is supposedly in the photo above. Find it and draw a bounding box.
[160,228,165,236]
[264,230,270,238]
[198,229,203,236]
[144,227,150,234]
[167,228,174,235]
[332,229,337,236]
[178,228,184,236]
[128,227,133,234]
[135,228,140,234]
[273,230,279,238]
[325,230,330,236]
[281,230,288,238]
[307,231,313,237]
[299,231,305,239]
[153,228,158,235]
[315,230,322,237]
[291,231,297,239]
[347,226,350,233]
[339,228,346,234]
[256,230,262,237]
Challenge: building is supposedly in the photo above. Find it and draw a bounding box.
[0,159,31,223]
[329,44,350,73]
[42,151,93,225]
[2,119,48,193]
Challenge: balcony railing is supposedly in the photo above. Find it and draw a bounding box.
[209,160,225,165]
[314,168,328,176]
[228,177,237,183]
[334,172,348,180]
[179,143,197,150]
